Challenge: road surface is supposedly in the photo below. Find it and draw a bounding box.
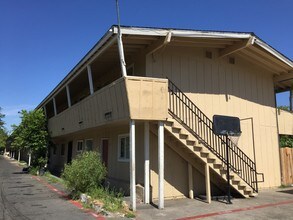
[0,155,95,220]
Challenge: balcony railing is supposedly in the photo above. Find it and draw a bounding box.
[48,76,168,137]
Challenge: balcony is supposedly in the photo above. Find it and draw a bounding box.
[277,109,293,135]
[48,76,168,137]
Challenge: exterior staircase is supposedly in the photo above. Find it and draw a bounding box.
[161,79,263,198]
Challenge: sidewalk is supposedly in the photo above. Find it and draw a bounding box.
[3,155,293,219]
[0,155,98,220]
[136,187,293,219]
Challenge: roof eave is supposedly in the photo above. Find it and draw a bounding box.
[36,26,116,109]
[254,38,293,68]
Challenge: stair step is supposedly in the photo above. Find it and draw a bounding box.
[179,133,189,139]
[193,145,203,151]
[165,116,253,199]
[238,184,247,190]
[186,139,196,146]
[200,151,209,157]
[232,179,241,184]
[165,120,175,126]
[172,127,182,133]
[213,163,223,169]
[249,192,258,197]
[207,157,216,163]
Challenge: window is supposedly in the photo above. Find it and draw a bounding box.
[85,139,93,151]
[118,134,130,161]
[61,144,65,156]
[77,141,83,152]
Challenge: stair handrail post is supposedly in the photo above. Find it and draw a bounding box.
[226,134,232,204]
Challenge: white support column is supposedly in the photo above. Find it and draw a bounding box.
[130,120,136,211]
[66,85,71,107]
[43,106,47,118]
[144,122,150,204]
[158,121,164,209]
[205,163,211,204]
[289,88,293,111]
[117,34,127,77]
[87,65,94,95]
[188,163,194,199]
[18,150,20,162]
[28,153,31,166]
[53,98,57,116]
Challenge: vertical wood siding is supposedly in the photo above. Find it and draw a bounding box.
[146,46,281,188]
[48,78,129,137]
[277,109,293,135]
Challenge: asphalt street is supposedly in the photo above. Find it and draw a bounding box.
[0,155,95,220]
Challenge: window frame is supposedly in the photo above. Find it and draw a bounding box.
[77,140,84,152]
[85,139,93,151]
[117,134,130,162]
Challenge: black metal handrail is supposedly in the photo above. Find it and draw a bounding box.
[168,79,259,193]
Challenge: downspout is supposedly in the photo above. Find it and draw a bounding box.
[274,91,283,186]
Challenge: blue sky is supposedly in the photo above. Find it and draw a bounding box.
[0,0,292,131]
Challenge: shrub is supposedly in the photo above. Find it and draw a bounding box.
[61,151,106,195]
[280,135,293,148]
[89,187,124,212]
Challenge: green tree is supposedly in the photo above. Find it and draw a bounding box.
[0,107,7,151]
[0,107,5,129]
[277,105,291,111]
[0,129,8,151]
[10,109,49,166]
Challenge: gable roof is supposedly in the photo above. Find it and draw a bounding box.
[37,25,293,108]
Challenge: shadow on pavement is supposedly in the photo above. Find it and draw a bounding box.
[12,171,29,175]
[277,189,293,195]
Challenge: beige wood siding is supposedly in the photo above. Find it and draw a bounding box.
[277,109,293,135]
[50,122,222,199]
[125,77,168,121]
[146,46,281,188]
[48,76,168,137]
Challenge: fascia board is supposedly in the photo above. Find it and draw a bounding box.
[117,26,292,68]
[255,38,293,68]
[114,26,252,39]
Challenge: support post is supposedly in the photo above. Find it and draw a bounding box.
[225,135,232,204]
[205,163,211,204]
[43,106,47,118]
[129,120,136,211]
[28,152,31,167]
[53,97,57,116]
[158,121,164,209]
[18,150,20,162]
[117,32,127,77]
[188,163,194,199]
[289,88,293,111]
[87,65,94,95]
[144,122,150,204]
[66,85,71,107]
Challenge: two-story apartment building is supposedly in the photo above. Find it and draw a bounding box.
[37,25,293,210]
